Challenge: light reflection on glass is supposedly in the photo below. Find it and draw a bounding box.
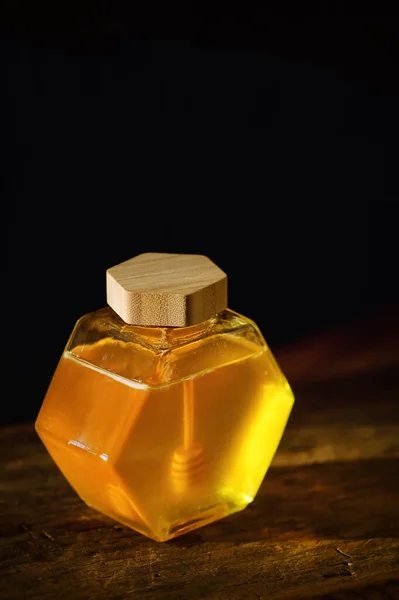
[68,439,108,461]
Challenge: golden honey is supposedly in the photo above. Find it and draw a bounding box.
[36,254,294,541]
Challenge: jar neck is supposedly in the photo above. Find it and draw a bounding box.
[110,307,220,349]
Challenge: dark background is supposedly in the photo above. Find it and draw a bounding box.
[4,12,399,426]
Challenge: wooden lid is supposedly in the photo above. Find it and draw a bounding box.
[106,253,227,327]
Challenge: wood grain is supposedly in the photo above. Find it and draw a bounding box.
[2,308,399,599]
[106,253,227,326]
[1,366,398,600]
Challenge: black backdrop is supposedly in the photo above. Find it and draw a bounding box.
[4,14,399,425]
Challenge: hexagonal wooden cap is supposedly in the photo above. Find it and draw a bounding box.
[106,253,227,327]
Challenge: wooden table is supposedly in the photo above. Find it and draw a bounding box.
[1,311,399,599]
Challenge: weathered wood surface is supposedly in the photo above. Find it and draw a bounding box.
[1,311,399,599]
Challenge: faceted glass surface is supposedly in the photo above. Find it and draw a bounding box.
[35,308,294,541]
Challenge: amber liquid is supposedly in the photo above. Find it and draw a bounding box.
[37,325,294,541]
